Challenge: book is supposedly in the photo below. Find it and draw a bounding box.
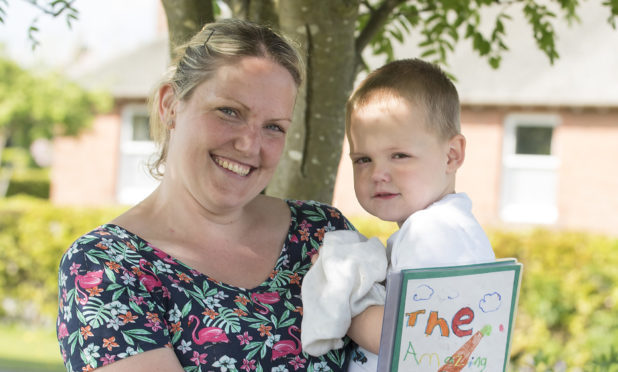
[377,259,522,372]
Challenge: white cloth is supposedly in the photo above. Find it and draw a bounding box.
[301,230,388,357]
[348,192,496,372]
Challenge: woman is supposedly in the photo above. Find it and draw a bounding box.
[57,19,355,371]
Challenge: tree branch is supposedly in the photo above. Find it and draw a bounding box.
[26,0,76,17]
[355,0,406,56]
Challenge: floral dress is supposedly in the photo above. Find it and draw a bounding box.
[57,200,355,372]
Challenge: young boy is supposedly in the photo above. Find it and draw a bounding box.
[301,59,496,371]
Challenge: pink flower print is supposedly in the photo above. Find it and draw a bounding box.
[130,295,146,305]
[237,331,253,345]
[190,351,207,366]
[299,220,312,230]
[69,263,81,275]
[307,249,318,260]
[100,353,116,365]
[162,286,171,299]
[241,358,257,371]
[146,320,163,332]
[289,355,306,370]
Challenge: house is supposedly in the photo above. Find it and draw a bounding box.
[51,3,618,236]
[51,38,168,205]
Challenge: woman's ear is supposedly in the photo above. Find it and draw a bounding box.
[158,84,177,128]
[446,134,466,173]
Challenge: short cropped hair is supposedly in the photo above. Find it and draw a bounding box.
[346,58,460,141]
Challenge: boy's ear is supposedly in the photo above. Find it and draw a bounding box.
[446,134,466,173]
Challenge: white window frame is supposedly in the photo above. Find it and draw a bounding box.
[500,113,560,224]
[116,104,158,204]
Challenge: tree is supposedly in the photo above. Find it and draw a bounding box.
[0,57,110,167]
[161,0,617,204]
[4,0,618,203]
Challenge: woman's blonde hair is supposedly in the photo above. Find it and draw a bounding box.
[148,18,304,178]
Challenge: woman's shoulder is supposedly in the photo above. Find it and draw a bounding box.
[60,224,149,268]
[286,199,352,229]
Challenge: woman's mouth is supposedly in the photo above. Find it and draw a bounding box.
[212,155,252,177]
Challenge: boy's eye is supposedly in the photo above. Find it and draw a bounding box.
[353,157,371,164]
[392,153,410,159]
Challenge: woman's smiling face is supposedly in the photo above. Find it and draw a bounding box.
[164,56,298,212]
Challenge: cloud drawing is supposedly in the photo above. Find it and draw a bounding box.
[479,292,502,313]
[411,284,434,301]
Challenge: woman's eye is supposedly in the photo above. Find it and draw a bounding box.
[353,157,371,164]
[265,123,285,133]
[218,107,238,117]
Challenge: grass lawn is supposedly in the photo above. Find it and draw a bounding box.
[0,324,64,372]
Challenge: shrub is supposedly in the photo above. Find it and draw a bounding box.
[5,168,50,199]
[0,196,125,325]
[2,147,50,199]
[489,228,618,371]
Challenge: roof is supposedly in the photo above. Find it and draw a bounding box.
[389,1,618,107]
[72,37,170,99]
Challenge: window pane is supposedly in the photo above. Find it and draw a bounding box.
[132,115,151,141]
[515,126,553,155]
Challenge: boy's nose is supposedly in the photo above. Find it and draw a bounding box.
[371,165,391,183]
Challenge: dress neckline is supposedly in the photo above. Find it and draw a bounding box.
[100,199,298,292]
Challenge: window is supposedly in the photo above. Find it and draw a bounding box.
[515,126,553,155]
[116,105,159,205]
[500,114,560,224]
[131,114,151,142]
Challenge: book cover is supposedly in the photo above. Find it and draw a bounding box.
[377,259,522,372]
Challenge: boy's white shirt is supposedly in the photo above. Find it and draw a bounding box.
[347,192,496,372]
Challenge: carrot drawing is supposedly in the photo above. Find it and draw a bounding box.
[438,325,492,372]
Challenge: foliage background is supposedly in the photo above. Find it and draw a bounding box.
[1,197,617,370]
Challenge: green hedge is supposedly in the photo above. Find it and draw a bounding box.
[0,196,125,324]
[5,169,50,199]
[489,229,618,371]
[0,199,616,370]
[2,148,51,199]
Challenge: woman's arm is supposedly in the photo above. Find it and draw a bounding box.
[347,304,385,354]
[96,348,184,372]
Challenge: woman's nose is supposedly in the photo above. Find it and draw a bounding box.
[233,125,261,155]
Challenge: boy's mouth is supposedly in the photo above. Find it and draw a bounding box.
[212,155,253,177]
[373,192,399,199]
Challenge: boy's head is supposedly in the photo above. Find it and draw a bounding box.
[346,58,460,141]
[346,59,466,226]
